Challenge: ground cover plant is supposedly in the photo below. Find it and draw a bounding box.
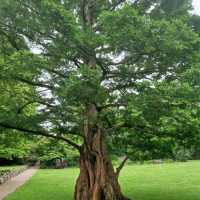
[0,166,22,170]
[0,166,24,176]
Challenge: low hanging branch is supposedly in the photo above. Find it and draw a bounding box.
[17,100,56,113]
[14,76,54,90]
[0,122,81,151]
[115,156,129,179]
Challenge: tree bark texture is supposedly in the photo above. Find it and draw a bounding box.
[74,104,130,200]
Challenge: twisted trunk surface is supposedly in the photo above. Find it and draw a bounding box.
[74,105,130,200]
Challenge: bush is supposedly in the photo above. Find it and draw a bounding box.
[173,146,192,162]
[66,155,79,167]
[39,155,79,169]
[0,169,11,176]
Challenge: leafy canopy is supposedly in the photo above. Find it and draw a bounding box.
[0,0,199,155]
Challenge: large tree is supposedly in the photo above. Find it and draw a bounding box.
[0,0,199,199]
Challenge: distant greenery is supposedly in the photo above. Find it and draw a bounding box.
[0,165,25,176]
[5,161,200,200]
[29,139,79,168]
[0,165,23,170]
[0,133,35,161]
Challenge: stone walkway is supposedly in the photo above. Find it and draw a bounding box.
[0,167,38,200]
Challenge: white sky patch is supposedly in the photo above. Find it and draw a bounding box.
[193,0,200,15]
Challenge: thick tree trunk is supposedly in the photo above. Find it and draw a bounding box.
[74,1,130,198]
[74,106,130,200]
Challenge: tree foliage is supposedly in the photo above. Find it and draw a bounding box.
[0,0,200,199]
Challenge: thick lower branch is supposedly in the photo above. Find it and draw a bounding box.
[0,122,81,150]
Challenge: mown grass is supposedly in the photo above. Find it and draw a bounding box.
[5,161,200,200]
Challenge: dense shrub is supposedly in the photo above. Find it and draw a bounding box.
[0,169,11,176]
[173,146,192,162]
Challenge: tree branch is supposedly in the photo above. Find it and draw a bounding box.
[0,122,81,151]
[0,30,20,51]
[110,0,126,11]
[97,103,126,111]
[17,100,56,113]
[14,76,54,90]
[106,122,147,133]
[41,67,66,78]
[133,0,140,6]
[115,156,129,178]
[109,81,138,92]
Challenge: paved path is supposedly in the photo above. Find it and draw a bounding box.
[0,167,38,200]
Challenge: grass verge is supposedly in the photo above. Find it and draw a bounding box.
[5,161,200,200]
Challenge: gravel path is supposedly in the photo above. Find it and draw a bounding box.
[0,167,38,200]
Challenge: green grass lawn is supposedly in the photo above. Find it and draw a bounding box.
[5,161,200,200]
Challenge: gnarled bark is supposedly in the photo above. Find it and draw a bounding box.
[74,111,130,200]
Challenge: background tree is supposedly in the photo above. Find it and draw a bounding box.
[0,0,200,200]
[0,132,34,163]
[30,138,79,168]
